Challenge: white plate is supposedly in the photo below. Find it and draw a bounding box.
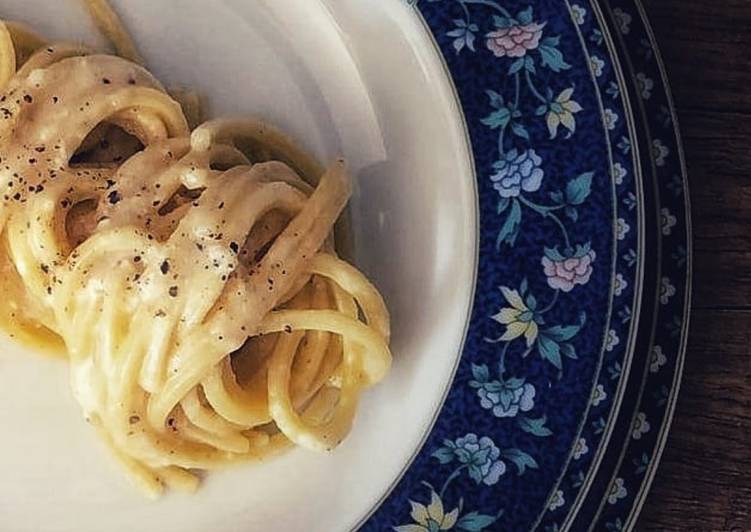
[0,1,477,531]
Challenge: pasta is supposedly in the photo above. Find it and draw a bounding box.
[0,2,391,498]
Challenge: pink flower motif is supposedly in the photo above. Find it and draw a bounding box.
[486,22,546,58]
[542,249,596,292]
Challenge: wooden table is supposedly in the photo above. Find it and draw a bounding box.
[635,1,751,530]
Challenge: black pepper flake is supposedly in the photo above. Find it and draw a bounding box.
[127,78,136,85]
[105,179,115,188]
[160,260,170,274]
[283,325,292,333]
[155,309,166,318]
[168,286,178,297]
[52,96,58,104]
[34,146,44,152]
[28,158,36,164]
[23,94,32,103]
[35,184,43,193]
[218,201,224,209]
[12,192,20,200]
[229,241,239,254]
[195,243,204,251]
[102,78,111,84]
[129,415,140,424]
[41,264,49,274]
[133,255,141,263]
[107,190,121,204]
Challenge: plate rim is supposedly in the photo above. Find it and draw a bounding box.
[594,0,692,528]
[366,1,648,530]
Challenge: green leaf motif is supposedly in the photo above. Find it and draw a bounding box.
[519,277,529,296]
[518,415,553,437]
[481,108,511,130]
[544,324,581,342]
[538,40,572,72]
[566,172,594,205]
[485,89,505,109]
[543,246,567,261]
[524,55,537,74]
[508,58,525,75]
[517,6,534,25]
[496,199,522,248]
[502,448,539,475]
[471,363,490,382]
[538,334,562,369]
[525,293,537,311]
[511,122,530,140]
[560,342,578,359]
[504,377,525,389]
[431,446,454,464]
[456,512,498,531]
[497,197,510,215]
[493,15,514,28]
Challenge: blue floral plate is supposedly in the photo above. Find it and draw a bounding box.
[358,1,690,531]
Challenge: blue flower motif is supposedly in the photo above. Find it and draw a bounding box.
[489,380,535,417]
[490,149,544,198]
[449,434,506,485]
[470,366,536,418]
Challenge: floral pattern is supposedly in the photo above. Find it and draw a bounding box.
[567,1,690,529]
[372,0,681,530]
[486,21,545,58]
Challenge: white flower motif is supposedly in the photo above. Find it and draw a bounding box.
[603,108,619,131]
[660,277,676,305]
[652,139,670,166]
[608,477,628,504]
[613,8,632,35]
[571,4,587,25]
[592,384,607,406]
[650,345,667,373]
[612,162,627,185]
[590,55,605,77]
[548,490,565,511]
[661,207,677,236]
[605,329,620,352]
[636,72,654,100]
[614,273,628,297]
[632,412,651,440]
[573,438,589,460]
[617,218,630,240]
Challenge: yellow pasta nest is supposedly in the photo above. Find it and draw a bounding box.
[0,18,391,497]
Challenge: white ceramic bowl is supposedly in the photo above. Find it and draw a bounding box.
[0,2,477,531]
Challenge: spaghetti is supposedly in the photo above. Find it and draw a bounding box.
[0,2,390,498]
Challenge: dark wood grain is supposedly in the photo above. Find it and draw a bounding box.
[636,1,751,530]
